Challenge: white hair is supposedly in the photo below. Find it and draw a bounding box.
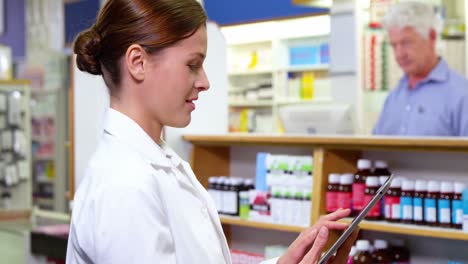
[382,1,440,39]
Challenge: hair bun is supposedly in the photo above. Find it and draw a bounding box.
[74,28,102,75]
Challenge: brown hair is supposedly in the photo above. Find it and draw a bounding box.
[73,0,207,93]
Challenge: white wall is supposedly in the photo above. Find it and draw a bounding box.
[73,59,108,188]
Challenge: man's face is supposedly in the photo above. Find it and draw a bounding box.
[388,26,436,77]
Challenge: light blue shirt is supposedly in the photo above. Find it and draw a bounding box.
[373,59,468,137]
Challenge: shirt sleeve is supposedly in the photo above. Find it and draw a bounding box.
[93,177,176,264]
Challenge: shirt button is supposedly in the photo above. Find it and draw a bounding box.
[405,105,411,111]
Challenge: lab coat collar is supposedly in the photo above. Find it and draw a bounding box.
[103,108,182,168]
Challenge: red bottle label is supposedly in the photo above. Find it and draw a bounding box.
[352,183,366,211]
[364,194,381,217]
[337,192,352,210]
[326,191,338,212]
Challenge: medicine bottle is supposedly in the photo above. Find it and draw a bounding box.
[353,240,372,264]
[326,173,341,213]
[338,173,354,210]
[400,180,414,224]
[438,181,453,228]
[364,176,380,220]
[385,177,401,222]
[353,159,373,216]
[452,182,465,229]
[413,180,427,225]
[425,180,440,226]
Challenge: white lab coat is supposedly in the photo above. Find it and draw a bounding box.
[66,108,278,264]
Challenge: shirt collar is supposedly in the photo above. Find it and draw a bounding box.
[102,108,182,168]
[402,58,449,86]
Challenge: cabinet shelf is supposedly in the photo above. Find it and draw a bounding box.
[341,218,468,241]
[229,100,274,107]
[220,215,306,233]
[228,68,274,76]
[283,64,329,72]
[276,97,332,105]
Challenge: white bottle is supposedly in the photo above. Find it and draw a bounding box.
[270,186,282,223]
[301,177,313,226]
[217,177,227,214]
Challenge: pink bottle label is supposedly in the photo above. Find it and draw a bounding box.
[326,191,338,212]
[352,183,366,211]
[337,192,352,210]
[364,194,381,217]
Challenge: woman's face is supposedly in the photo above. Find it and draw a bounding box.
[139,26,209,128]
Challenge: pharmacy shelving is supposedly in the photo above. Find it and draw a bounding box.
[222,16,332,133]
[184,134,468,249]
[30,87,68,213]
[0,80,33,214]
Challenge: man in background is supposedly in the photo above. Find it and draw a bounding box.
[373,1,468,137]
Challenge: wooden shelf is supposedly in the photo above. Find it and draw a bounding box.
[283,64,329,72]
[220,215,306,233]
[0,80,31,85]
[228,68,273,76]
[229,100,274,107]
[184,134,468,152]
[275,97,332,105]
[341,218,468,241]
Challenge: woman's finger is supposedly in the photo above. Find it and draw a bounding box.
[321,221,349,231]
[278,228,319,264]
[330,228,360,264]
[321,208,351,221]
[299,226,329,264]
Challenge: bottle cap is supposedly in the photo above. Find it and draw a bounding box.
[401,180,414,191]
[356,240,370,251]
[374,239,388,250]
[375,160,388,169]
[349,246,357,257]
[379,176,389,185]
[208,177,217,183]
[428,181,440,192]
[244,178,254,186]
[328,173,340,184]
[365,176,379,187]
[390,177,401,188]
[217,177,226,184]
[340,173,354,185]
[415,180,427,192]
[357,159,372,170]
[454,182,466,194]
[440,181,453,193]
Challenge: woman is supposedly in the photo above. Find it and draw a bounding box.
[66,0,357,263]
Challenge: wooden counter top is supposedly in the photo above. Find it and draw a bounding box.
[183,134,468,152]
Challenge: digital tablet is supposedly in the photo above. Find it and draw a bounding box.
[318,174,395,264]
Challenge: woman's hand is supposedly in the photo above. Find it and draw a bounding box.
[277,208,358,264]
